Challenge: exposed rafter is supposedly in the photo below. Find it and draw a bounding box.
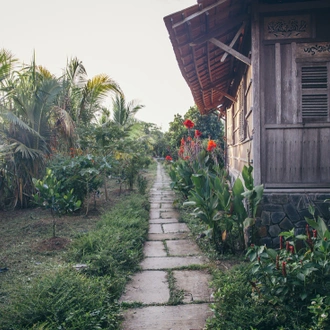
[189,14,249,47]
[209,38,251,66]
[172,0,230,29]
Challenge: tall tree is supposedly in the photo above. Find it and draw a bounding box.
[112,93,144,129]
[0,58,62,207]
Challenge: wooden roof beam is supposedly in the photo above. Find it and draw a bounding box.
[189,13,249,47]
[221,22,246,62]
[259,0,330,13]
[209,37,251,66]
[172,0,230,29]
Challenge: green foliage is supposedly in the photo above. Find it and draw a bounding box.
[169,159,196,198]
[137,174,148,195]
[1,193,150,330]
[0,268,120,330]
[206,265,288,330]
[48,154,103,204]
[67,194,149,278]
[33,168,81,237]
[112,148,151,192]
[33,168,81,215]
[165,105,224,158]
[245,216,330,329]
[179,165,263,252]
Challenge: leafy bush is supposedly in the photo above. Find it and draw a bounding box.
[207,265,283,330]
[182,165,263,252]
[0,268,120,330]
[245,212,330,329]
[48,154,103,204]
[32,168,81,237]
[137,174,148,195]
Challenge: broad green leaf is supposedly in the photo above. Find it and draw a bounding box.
[266,248,278,260]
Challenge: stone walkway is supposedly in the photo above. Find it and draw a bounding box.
[120,162,213,330]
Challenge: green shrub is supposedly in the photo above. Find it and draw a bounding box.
[48,154,103,204]
[244,212,330,329]
[207,265,284,330]
[0,268,120,330]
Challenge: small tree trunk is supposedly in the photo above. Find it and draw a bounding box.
[104,173,109,201]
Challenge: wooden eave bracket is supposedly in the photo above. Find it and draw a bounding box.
[209,37,251,66]
[221,22,246,62]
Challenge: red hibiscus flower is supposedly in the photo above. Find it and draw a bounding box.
[194,130,202,138]
[207,140,217,152]
[165,155,172,161]
[183,119,194,129]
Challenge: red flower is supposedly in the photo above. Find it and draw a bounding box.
[289,245,295,254]
[184,156,190,160]
[313,230,317,238]
[183,119,194,129]
[286,241,290,251]
[207,140,217,152]
[181,137,185,146]
[194,130,202,138]
[165,155,172,161]
[282,261,287,277]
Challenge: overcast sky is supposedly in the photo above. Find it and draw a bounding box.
[2,0,196,131]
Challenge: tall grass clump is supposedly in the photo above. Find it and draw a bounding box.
[68,194,149,279]
[1,268,120,330]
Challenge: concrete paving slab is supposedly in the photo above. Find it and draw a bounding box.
[160,202,174,208]
[141,256,207,270]
[150,203,160,209]
[163,223,189,233]
[148,233,189,241]
[149,210,160,219]
[161,210,180,219]
[166,239,202,256]
[149,218,178,224]
[149,224,163,234]
[120,271,169,304]
[122,303,212,330]
[173,270,213,303]
[143,241,167,257]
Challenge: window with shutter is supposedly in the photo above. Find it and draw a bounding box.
[301,64,329,121]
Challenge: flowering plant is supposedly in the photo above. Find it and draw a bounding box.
[246,208,330,327]
[165,155,172,161]
[183,119,194,129]
[206,140,217,152]
[194,130,202,138]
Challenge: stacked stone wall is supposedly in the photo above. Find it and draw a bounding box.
[255,193,330,248]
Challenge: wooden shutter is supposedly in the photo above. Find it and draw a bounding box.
[301,65,329,119]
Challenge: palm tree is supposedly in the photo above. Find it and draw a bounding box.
[0,57,62,208]
[79,74,122,125]
[112,93,144,129]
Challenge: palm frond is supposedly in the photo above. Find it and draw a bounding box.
[2,111,44,140]
[14,141,44,160]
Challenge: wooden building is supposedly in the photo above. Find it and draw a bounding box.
[164,0,330,246]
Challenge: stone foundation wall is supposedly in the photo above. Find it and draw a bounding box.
[255,193,330,248]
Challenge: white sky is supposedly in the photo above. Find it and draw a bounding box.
[2,0,196,131]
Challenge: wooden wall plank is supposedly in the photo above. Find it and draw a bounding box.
[275,43,282,124]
